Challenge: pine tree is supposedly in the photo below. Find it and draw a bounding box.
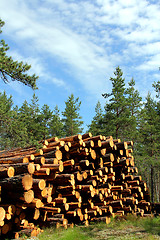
[28,93,43,141]
[49,105,64,138]
[125,78,142,142]
[62,94,83,136]
[39,104,53,139]
[0,91,13,148]
[0,91,28,149]
[88,101,104,135]
[18,94,42,145]
[138,92,160,202]
[0,19,38,89]
[102,66,128,139]
[139,93,159,157]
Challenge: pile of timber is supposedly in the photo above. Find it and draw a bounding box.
[0,133,151,238]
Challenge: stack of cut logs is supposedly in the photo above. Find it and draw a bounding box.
[0,133,151,238]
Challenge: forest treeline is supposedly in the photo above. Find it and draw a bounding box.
[0,92,83,149]
[1,18,160,203]
[1,66,160,203]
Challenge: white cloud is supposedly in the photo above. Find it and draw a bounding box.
[0,0,160,102]
[137,54,160,71]
[51,77,66,87]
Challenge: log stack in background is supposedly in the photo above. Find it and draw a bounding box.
[0,133,152,238]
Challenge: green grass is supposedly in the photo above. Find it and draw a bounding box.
[5,215,160,240]
[38,225,95,240]
[37,215,160,240]
[141,216,160,235]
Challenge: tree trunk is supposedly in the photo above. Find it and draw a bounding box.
[151,164,154,203]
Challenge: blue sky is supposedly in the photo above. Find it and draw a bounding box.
[0,0,160,132]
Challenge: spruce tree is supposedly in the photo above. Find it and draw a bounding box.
[62,94,83,136]
[138,92,160,202]
[102,66,128,139]
[88,101,104,135]
[49,105,64,138]
[139,93,159,157]
[0,91,28,149]
[18,94,42,145]
[40,104,53,139]
[125,78,142,142]
[0,19,38,89]
[0,91,13,149]
[28,93,43,141]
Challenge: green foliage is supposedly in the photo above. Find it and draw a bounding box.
[0,91,29,149]
[136,92,160,202]
[102,66,129,139]
[0,92,52,149]
[17,94,47,144]
[37,216,160,240]
[142,216,160,235]
[39,226,94,240]
[49,105,64,138]
[124,78,142,142]
[40,104,53,139]
[138,92,160,157]
[88,101,104,135]
[0,92,84,150]
[152,79,160,98]
[62,94,83,136]
[0,18,38,89]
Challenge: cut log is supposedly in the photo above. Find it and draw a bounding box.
[0,174,33,193]
[43,150,62,160]
[0,207,6,221]
[32,179,46,191]
[60,134,82,142]
[2,222,12,235]
[22,174,33,191]
[23,190,34,203]
[0,166,15,178]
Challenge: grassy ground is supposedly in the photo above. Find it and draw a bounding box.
[36,215,160,240]
[5,215,160,240]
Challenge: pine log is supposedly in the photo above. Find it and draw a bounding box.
[0,207,6,221]
[0,155,29,164]
[68,202,81,210]
[33,156,45,165]
[84,140,94,148]
[0,166,14,178]
[32,179,46,191]
[45,136,59,143]
[60,134,82,142]
[23,190,34,203]
[82,132,92,139]
[14,228,39,239]
[53,197,67,204]
[102,153,114,162]
[33,168,50,176]
[115,141,128,150]
[63,159,75,167]
[41,163,64,172]
[89,149,96,160]
[65,211,77,217]
[43,150,62,160]
[88,135,104,141]
[100,140,114,149]
[0,174,33,193]
[1,222,12,235]
[40,206,61,214]
[47,140,65,148]
[46,217,68,226]
[110,186,123,191]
